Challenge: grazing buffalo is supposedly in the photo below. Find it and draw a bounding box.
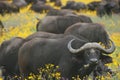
[54,0,62,7]
[30,0,52,13]
[18,35,115,79]
[109,0,120,14]
[0,37,24,77]
[87,1,101,11]
[46,9,76,16]
[0,31,63,77]
[96,2,116,17]
[62,1,87,11]
[49,0,62,6]
[36,15,92,33]
[11,0,27,8]
[64,23,111,48]
[0,1,19,16]
[61,0,75,8]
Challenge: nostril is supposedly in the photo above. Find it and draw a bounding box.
[90,58,98,63]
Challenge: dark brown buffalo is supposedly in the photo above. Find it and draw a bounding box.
[0,31,64,77]
[96,1,116,17]
[30,0,52,13]
[46,9,76,16]
[64,23,111,48]
[11,0,27,8]
[0,1,19,16]
[0,37,24,77]
[64,22,116,78]
[61,1,75,9]
[61,1,87,11]
[108,0,120,14]
[54,0,62,7]
[18,35,115,79]
[49,0,62,6]
[36,15,92,33]
[87,1,101,11]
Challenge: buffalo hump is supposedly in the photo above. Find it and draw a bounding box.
[64,22,110,48]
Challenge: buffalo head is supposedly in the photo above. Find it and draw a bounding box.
[67,39,115,78]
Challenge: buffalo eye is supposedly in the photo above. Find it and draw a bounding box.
[85,50,90,56]
[94,49,101,59]
[95,49,100,55]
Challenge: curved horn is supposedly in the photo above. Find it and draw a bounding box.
[67,39,116,54]
[99,39,116,54]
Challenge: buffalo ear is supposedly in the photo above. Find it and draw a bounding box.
[100,55,112,64]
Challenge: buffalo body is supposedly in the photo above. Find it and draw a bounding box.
[37,15,92,33]
[18,35,115,79]
[0,37,24,77]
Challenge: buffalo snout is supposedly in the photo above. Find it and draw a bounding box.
[90,58,98,64]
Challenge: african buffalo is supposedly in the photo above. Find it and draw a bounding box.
[87,1,101,11]
[30,0,52,13]
[0,37,24,77]
[54,0,62,7]
[107,0,120,14]
[64,21,113,77]
[11,0,27,8]
[18,35,115,79]
[49,0,62,6]
[36,15,92,33]
[0,31,64,78]
[96,2,116,17]
[46,9,76,16]
[64,23,111,48]
[0,1,19,16]
[62,1,87,11]
[61,1,75,9]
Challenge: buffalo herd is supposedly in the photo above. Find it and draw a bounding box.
[0,0,117,80]
[0,0,120,17]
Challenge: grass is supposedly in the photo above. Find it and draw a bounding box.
[0,0,120,79]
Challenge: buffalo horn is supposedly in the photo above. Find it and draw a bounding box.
[67,39,115,54]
